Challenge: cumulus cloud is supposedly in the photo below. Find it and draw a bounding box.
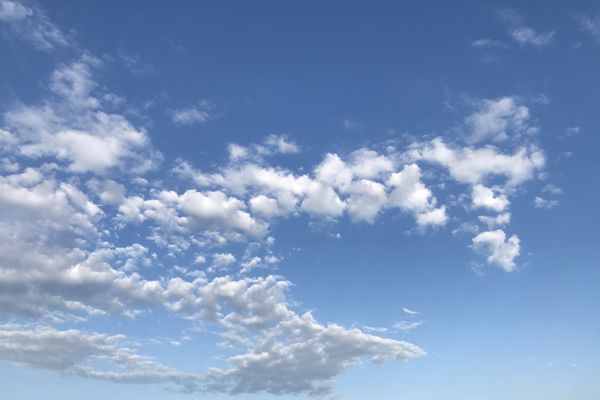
[1,3,560,397]
[465,97,537,142]
[472,184,509,212]
[472,230,520,272]
[211,252,236,269]
[3,58,162,174]
[415,138,545,186]
[387,163,447,226]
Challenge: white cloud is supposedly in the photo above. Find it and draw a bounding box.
[168,100,216,126]
[301,181,346,217]
[262,134,300,154]
[387,163,447,226]
[416,138,545,186]
[478,212,511,229]
[345,179,387,223]
[465,97,536,142]
[228,135,300,162]
[0,0,69,50]
[472,184,509,212]
[393,320,424,331]
[179,190,267,238]
[0,325,201,389]
[212,252,236,269]
[402,307,420,315]
[208,312,424,397]
[472,230,520,272]
[249,194,286,218]
[4,59,162,174]
[533,196,558,209]
[509,27,555,48]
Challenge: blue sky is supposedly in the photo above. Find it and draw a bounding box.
[0,1,599,399]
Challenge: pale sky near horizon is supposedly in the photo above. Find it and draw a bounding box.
[0,1,599,399]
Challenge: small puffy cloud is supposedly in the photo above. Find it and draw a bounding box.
[212,253,236,269]
[472,229,520,272]
[466,97,536,143]
[472,184,509,212]
[240,256,262,274]
[262,134,300,154]
[533,196,558,209]
[416,207,448,227]
[168,100,216,126]
[479,212,511,229]
[227,135,300,163]
[249,194,286,218]
[228,143,249,161]
[543,183,563,195]
[387,163,447,226]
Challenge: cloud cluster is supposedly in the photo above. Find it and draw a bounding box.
[0,3,558,396]
[4,58,161,174]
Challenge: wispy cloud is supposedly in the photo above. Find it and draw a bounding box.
[498,8,555,48]
[167,100,218,126]
[575,14,600,41]
[0,0,70,51]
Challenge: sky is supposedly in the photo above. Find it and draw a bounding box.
[0,1,599,399]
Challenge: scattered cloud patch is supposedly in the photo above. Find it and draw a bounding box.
[168,100,217,126]
[575,14,600,41]
[533,196,558,209]
[0,0,70,50]
[472,230,520,272]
